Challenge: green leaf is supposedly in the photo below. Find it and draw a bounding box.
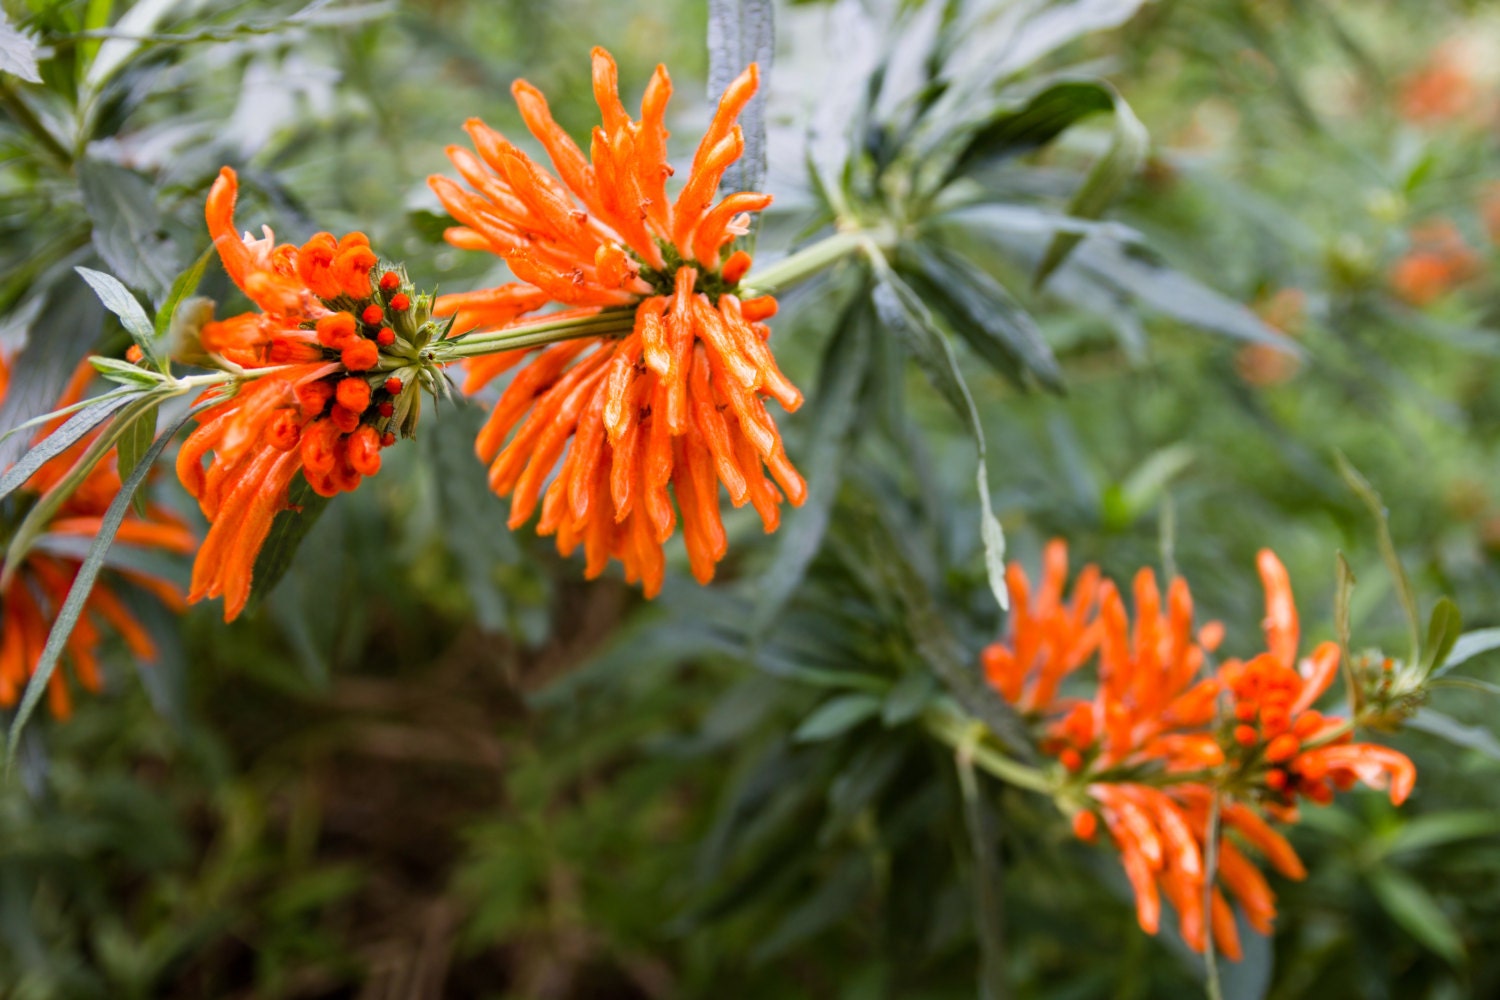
[77,0,113,79]
[946,79,1115,181]
[5,402,203,768]
[1433,628,1500,678]
[883,669,937,726]
[956,749,1007,1000]
[752,299,871,635]
[78,158,180,297]
[749,855,870,962]
[1384,812,1500,858]
[794,693,883,742]
[868,254,1007,610]
[1420,598,1462,679]
[1406,708,1500,762]
[0,12,41,83]
[88,356,160,386]
[155,244,216,341]
[708,0,773,199]
[246,474,334,611]
[76,266,161,369]
[1430,677,1500,698]
[0,391,142,504]
[902,241,1063,391]
[116,401,158,516]
[1335,552,1358,712]
[1367,868,1465,965]
[1335,452,1420,666]
[2,394,161,577]
[1119,443,1195,521]
[1034,83,1147,287]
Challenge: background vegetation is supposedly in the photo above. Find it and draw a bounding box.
[2,0,1500,997]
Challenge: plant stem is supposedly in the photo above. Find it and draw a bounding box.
[924,707,1053,794]
[1202,791,1225,1000]
[739,229,874,297]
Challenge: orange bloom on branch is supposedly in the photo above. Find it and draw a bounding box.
[981,542,1417,958]
[430,47,803,597]
[0,361,195,719]
[177,167,425,621]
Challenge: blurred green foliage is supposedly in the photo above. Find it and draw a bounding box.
[2,0,1500,998]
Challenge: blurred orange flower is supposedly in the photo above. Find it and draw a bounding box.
[1235,288,1305,388]
[429,47,802,597]
[1388,219,1480,307]
[177,167,413,620]
[1398,41,1486,125]
[0,361,195,719]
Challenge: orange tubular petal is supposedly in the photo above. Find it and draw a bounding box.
[673,128,745,255]
[1310,744,1417,805]
[589,47,631,137]
[1292,640,1341,714]
[476,339,594,460]
[637,64,674,237]
[642,383,676,543]
[1222,803,1307,880]
[1217,841,1278,936]
[718,295,802,411]
[1257,549,1300,668]
[1116,839,1162,935]
[693,191,772,266]
[692,62,759,179]
[82,584,157,661]
[688,348,748,505]
[1210,888,1243,963]
[732,428,782,532]
[513,79,604,214]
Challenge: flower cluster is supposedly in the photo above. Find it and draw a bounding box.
[428,47,803,596]
[1388,220,1481,306]
[176,168,443,621]
[982,542,1416,959]
[0,360,194,718]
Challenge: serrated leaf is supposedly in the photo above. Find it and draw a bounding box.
[246,474,334,610]
[5,402,202,767]
[794,693,882,742]
[1367,868,1464,965]
[0,13,42,83]
[116,400,158,516]
[1034,84,1147,287]
[902,241,1063,391]
[1421,598,1462,679]
[1336,452,1421,666]
[79,158,180,297]
[76,266,161,369]
[1406,708,1500,762]
[868,254,1007,610]
[1433,628,1500,678]
[708,0,773,199]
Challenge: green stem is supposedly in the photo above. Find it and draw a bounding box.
[432,310,637,363]
[924,707,1053,795]
[1202,791,1225,1000]
[740,229,878,297]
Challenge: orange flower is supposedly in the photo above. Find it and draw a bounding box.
[1398,42,1483,125]
[1219,550,1416,814]
[983,541,1222,773]
[177,167,422,621]
[0,362,195,719]
[429,47,803,596]
[984,542,1417,959]
[1235,288,1304,388]
[1388,220,1480,306]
